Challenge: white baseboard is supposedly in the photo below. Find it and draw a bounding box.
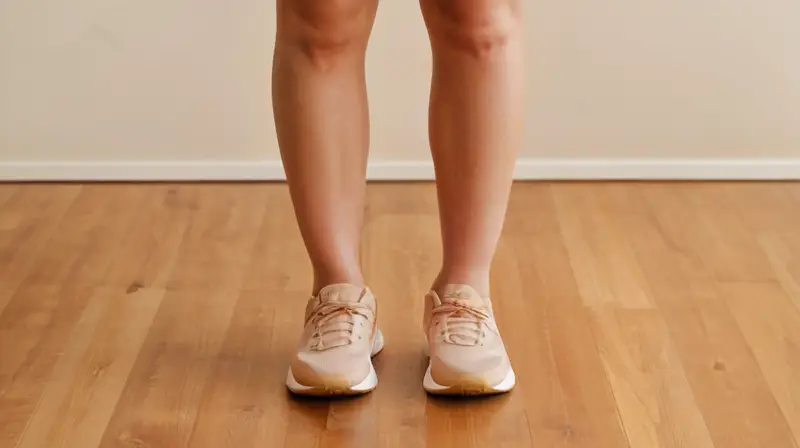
[1,158,799,181]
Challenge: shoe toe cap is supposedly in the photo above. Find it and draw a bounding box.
[291,350,371,388]
[431,347,510,387]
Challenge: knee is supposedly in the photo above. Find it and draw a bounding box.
[422,0,521,58]
[277,0,373,67]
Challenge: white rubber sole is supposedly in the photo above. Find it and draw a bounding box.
[423,363,516,396]
[286,329,384,396]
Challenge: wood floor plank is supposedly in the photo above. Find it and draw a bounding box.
[21,185,149,288]
[721,183,800,234]
[536,297,630,448]
[590,307,714,448]
[679,184,777,282]
[282,397,330,448]
[15,288,165,448]
[241,186,310,294]
[185,290,281,448]
[578,185,732,447]
[551,184,655,309]
[365,183,439,216]
[654,295,795,448]
[0,185,18,209]
[724,281,800,445]
[188,188,312,448]
[0,186,146,447]
[491,245,576,448]
[507,184,630,448]
[8,185,199,447]
[0,185,82,315]
[759,232,800,309]
[783,183,800,209]
[95,290,239,448]
[639,185,797,448]
[424,396,532,448]
[101,185,197,291]
[11,287,114,448]
[0,285,95,448]
[319,395,382,448]
[97,185,267,447]
[161,184,269,293]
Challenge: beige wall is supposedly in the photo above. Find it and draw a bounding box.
[1,0,799,163]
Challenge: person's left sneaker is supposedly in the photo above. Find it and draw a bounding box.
[422,284,515,395]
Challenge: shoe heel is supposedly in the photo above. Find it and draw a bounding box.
[371,329,385,356]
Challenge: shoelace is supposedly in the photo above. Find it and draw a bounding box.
[309,301,373,351]
[433,301,491,346]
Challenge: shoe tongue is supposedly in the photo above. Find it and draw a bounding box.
[440,284,487,308]
[317,283,364,303]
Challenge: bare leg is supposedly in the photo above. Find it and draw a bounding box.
[420,0,524,297]
[272,0,378,293]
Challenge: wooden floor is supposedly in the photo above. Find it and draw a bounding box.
[1,182,799,448]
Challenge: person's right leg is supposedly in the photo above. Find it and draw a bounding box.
[273,0,383,396]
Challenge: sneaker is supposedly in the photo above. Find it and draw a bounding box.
[422,284,515,395]
[286,283,383,396]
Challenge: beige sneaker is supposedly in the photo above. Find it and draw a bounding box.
[286,283,383,396]
[423,284,515,395]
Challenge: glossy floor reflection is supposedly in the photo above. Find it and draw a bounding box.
[1,182,799,447]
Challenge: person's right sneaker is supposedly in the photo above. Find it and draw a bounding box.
[286,283,383,396]
[422,284,515,395]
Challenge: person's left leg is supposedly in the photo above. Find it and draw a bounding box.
[419,0,523,395]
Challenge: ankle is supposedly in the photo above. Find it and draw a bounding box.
[312,268,365,295]
[432,269,490,298]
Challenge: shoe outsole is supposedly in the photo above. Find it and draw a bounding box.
[422,364,516,396]
[286,330,384,397]
[422,337,515,396]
